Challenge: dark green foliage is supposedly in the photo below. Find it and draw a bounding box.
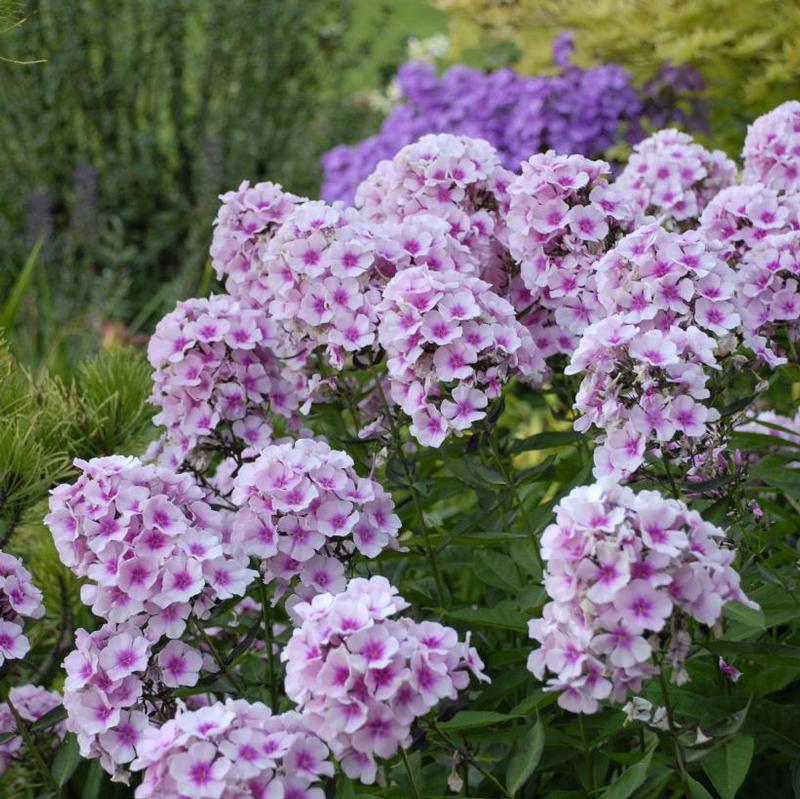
[0,0,374,344]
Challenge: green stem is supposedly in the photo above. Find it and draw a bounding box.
[431,719,514,799]
[579,714,596,795]
[6,695,61,797]
[400,747,423,799]
[662,454,681,501]
[657,666,691,793]
[489,432,543,573]
[259,580,279,709]
[192,616,246,694]
[375,380,445,605]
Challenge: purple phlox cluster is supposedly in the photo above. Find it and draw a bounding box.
[566,223,739,480]
[0,685,65,774]
[282,576,488,784]
[502,151,637,359]
[148,294,310,462]
[376,265,543,447]
[528,481,756,713]
[210,180,304,298]
[320,42,702,205]
[641,64,708,133]
[735,231,800,366]
[45,455,257,624]
[0,551,44,666]
[742,101,800,194]
[615,129,736,227]
[230,439,400,598]
[62,617,211,779]
[698,183,800,262]
[131,699,332,799]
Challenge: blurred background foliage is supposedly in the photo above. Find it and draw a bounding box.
[3,0,799,378]
[435,0,800,154]
[0,0,438,377]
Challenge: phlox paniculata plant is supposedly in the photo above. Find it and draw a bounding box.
[13,101,800,797]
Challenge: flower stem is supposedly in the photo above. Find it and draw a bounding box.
[400,747,423,799]
[430,719,514,799]
[192,615,246,694]
[259,580,279,709]
[662,455,681,501]
[489,432,543,573]
[657,666,691,793]
[375,380,445,605]
[6,695,61,797]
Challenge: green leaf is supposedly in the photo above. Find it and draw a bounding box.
[599,738,657,799]
[701,736,754,799]
[476,550,523,592]
[0,237,41,332]
[706,640,800,666]
[510,430,585,453]
[438,710,523,732]
[506,719,545,795]
[82,760,104,799]
[687,776,715,799]
[51,733,80,786]
[443,606,528,633]
[751,461,800,501]
[30,704,68,733]
[723,602,766,630]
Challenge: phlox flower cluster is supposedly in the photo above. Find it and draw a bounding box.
[615,129,736,227]
[282,576,488,784]
[0,551,44,665]
[698,183,800,261]
[567,223,739,479]
[148,294,309,461]
[356,133,511,280]
[321,46,703,205]
[735,231,800,365]
[45,455,256,624]
[376,265,543,446]
[230,439,400,597]
[742,100,800,194]
[62,618,209,779]
[210,180,303,298]
[502,151,637,358]
[0,685,65,774]
[528,482,755,714]
[131,699,332,799]
[247,201,385,369]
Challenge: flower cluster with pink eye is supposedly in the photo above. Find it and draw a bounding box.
[230,438,401,599]
[567,223,739,480]
[616,128,736,227]
[0,685,65,775]
[528,482,756,714]
[0,551,44,666]
[45,455,256,625]
[148,294,310,463]
[282,576,488,784]
[131,699,332,799]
